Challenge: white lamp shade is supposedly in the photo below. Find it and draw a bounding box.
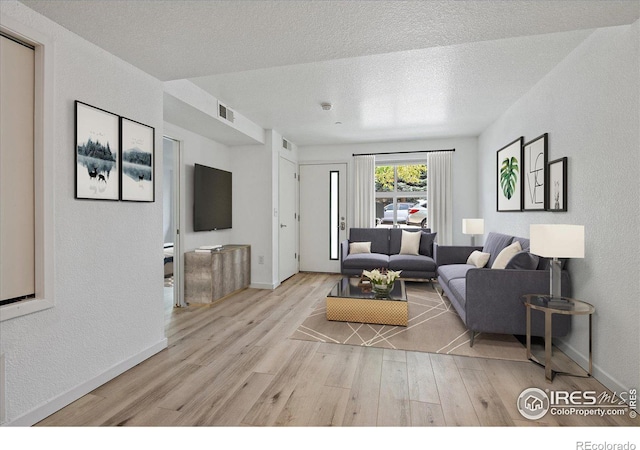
[462,218,484,235]
[530,224,585,258]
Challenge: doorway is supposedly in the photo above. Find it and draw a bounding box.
[278,157,298,282]
[162,136,184,309]
[299,163,347,273]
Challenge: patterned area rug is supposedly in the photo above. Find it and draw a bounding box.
[290,280,528,361]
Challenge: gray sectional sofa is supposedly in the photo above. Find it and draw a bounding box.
[340,228,437,279]
[435,232,571,345]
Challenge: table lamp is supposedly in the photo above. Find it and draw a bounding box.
[530,224,585,300]
[462,218,484,246]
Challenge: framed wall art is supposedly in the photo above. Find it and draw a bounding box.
[75,101,120,201]
[523,133,548,211]
[496,137,523,212]
[120,117,155,202]
[548,157,567,212]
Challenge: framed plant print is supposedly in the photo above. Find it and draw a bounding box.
[75,101,120,200]
[120,117,155,202]
[548,157,567,212]
[496,137,523,212]
[523,133,548,211]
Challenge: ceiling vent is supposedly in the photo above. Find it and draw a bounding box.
[218,102,235,123]
[282,138,291,150]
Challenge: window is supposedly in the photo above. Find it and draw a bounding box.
[0,22,54,321]
[375,163,427,228]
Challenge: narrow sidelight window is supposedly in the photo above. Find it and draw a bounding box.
[329,171,339,260]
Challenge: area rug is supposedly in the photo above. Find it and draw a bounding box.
[290,281,528,362]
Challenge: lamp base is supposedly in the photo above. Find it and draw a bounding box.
[550,257,562,300]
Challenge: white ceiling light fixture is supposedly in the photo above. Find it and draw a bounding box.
[320,102,332,111]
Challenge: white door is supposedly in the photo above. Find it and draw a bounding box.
[299,163,347,273]
[278,157,298,282]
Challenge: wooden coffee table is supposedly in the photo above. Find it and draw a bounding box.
[326,277,408,326]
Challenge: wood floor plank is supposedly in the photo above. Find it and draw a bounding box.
[377,359,411,426]
[323,344,362,389]
[410,401,446,426]
[37,394,106,426]
[430,353,481,426]
[342,346,383,426]
[458,367,515,426]
[406,351,440,404]
[307,386,350,426]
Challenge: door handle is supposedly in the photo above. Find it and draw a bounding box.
[280,224,287,228]
[340,221,346,231]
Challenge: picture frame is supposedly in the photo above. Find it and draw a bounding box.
[496,137,523,212]
[120,117,155,202]
[547,157,567,212]
[522,133,548,211]
[75,101,120,201]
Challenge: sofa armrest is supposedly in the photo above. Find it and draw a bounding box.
[434,244,482,266]
[340,239,350,272]
[465,268,571,336]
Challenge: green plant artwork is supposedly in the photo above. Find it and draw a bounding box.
[500,156,519,200]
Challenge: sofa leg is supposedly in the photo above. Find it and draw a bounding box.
[469,331,476,347]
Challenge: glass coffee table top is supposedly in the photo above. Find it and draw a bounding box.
[328,277,407,302]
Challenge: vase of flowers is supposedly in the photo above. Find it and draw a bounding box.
[362,269,402,298]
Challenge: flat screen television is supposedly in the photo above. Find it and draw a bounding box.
[193,163,232,231]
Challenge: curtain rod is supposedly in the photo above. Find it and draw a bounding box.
[352,148,455,157]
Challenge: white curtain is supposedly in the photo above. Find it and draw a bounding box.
[427,151,453,245]
[353,155,376,228]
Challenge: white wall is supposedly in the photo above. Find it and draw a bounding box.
[478,22,639,393]
[0,1,166,425]
[299,137,479,245]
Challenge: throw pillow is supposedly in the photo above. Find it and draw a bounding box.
[505,250,540,270]
[349,241,371,254]
[467,250,490,268]
[419,231,437,257]
[399,230,421,255]
[491,241,522,269]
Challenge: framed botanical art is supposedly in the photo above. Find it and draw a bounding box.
[120,117,155,202]
[548,157,567,212]
[496,137,523,212]
[523,133,548,211]
[75,101,120,201]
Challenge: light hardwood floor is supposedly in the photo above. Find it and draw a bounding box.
[37,272,638,427]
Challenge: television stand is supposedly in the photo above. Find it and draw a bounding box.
[185,244,251,305]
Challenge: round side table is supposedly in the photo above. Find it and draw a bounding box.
[522,294,595,382]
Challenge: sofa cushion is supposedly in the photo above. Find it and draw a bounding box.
[342,253,389,270]
[505,250,540,270]
[483,232,514,267]
[437,264,475,285]
[350,228,389,255]
[419,232,437,257]
[388,254,436,273]
[512,236,530,251]
[349,241,371,254]
[448,278,467,309]
[389,228,422,254]
[399,230,421,255]
[491,241,522,269]
[467,250,490,268]
[537,257,568,271]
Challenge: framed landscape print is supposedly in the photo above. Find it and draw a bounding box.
[523,133,548,211]
[548,157,567,212]
[75,101,120,201]
[496,137,523,212]
[120,117,155,202]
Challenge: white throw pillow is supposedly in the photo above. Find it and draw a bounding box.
[349,241,371,254]
[491,241,522,269]
[399,230,421,255]
[467,250,490,268]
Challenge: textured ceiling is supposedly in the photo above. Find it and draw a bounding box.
[20,0,640,145]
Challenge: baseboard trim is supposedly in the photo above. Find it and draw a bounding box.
[555,339,630,395]
[250,282,279,290]
[3,338,167,427]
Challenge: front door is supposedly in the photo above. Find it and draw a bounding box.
[299,163,347,273]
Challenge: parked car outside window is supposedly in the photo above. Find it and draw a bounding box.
[407,200,428,228]
[380,202,412,224]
